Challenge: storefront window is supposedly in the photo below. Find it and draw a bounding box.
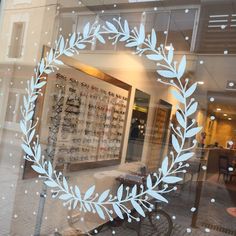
[0,0,236,235]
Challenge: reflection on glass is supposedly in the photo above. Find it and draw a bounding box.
[126,89,150,162]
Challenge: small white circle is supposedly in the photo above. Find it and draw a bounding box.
[191,207,196,212]
[210,97,215,102]
[185,9,189,13]
[186,228,192,233]
[229,82,234,87]
[199,60,204,64]
[210,116,215,120]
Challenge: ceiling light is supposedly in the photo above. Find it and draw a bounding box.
[185,9,189,13]
[209,14,229,18]
[185,36,189,40]
[229,82,235,87]
[221,25,227,29]
[228,117,232,120]
[224,114,228,116]
[154,7,158,11]
[224,50,228,54]
[210,97,215,102]
[210,116,215,120]
[216,108,221,111]
[209,20,228,23]
[197,81,204,85]
[199,60,204,64]
[208,25,223,28]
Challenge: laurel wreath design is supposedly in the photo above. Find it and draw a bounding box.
[20,18,202,222]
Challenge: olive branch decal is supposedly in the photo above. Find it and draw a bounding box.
[20,18,201,222]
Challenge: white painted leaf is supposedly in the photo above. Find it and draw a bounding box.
[177,55,186,79]
[175,152,194,162]
[113,204,124,219]
[185,83,197,98]
[98,189,110,203]
[162,156,168,175]
[84,185,95,200]
[186,102,198,116]
[83,22,90,38]
[131,200,145,217]
[186,127,202,138]
[176,110,185,128]
[172,134,180,153]
[163,176,182,184]
[148,191,168,203]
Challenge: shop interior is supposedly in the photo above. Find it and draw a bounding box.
[0,0,236,235]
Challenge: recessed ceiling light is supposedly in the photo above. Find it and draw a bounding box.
[224,114,228,116]
[210,97,215,102]
[209,19,228,23]
[154,7,158,11]
[185,9,189,13]
[216,108,221,111]
[199,60,204,64]
[228,117,232,120]
[209,14,229,18]
[210,116,215,120]
[229,82,235,87]
[198,81,204,85]
[221,25,226,29]
[185,36,189,40]
[224,50,228,54]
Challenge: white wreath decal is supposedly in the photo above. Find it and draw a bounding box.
[20,19,202,222]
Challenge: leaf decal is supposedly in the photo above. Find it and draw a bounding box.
[131,185,137,196]
[84,185,95,200]
[59,37,65,54]
[167,44,174,63]
[96,34,105,44]
[20,121,27,135]
[176,110,185,128]
[117,184,123,201]
[148,191,168,203]
[185,83,197,98]
[44,180,58,188]
[59,194,72,200]
[151,29,157,50]
[95,205,105,220]
[186,127,202,138]
[175,152,194,163]
[125,41,138,47]
[21,144,33,156]
[162,156,168,175]
[63,176,69,192]
[186,102,198,116]
[106,21,117,32]
[172,134,180,153]
[146,175,152,189]
[69,32,76,47]
[177,55,186,79]
[147,54,163,61]
[157,70,176,78]
[171,90,184,103]
[113,204,124,219]
[124,20,129,35]
[138,23,145,44]
[131,200,145,217]
[31,165,45,174]
[83,22,90,38]
[98,189,110,203]
[163,176,182,184]
[75,186,82,200]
